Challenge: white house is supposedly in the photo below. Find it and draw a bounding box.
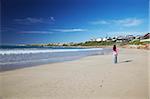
[102,38,107,41]
[96,38,102,41]
[96,37,107,41]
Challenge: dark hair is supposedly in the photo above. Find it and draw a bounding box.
[113,45,116,51]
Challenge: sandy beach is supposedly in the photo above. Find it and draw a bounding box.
[0,48,149,99]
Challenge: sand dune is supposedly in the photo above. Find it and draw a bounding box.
[0,48,149,99]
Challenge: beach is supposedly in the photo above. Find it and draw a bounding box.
[0,48,149,99]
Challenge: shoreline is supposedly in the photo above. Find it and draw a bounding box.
[1,48,149,99]
[0,48,110,72]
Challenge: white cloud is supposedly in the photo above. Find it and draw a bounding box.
[113,18,143,27]
[90,20,110,25]
[14,17,43,24]
[90,18,143,27]
[14,17,55,24]
[50,17,55,21]
[18,28,87,34]
[25,17,43,23]
[53,28,87,32]
[19,31,53,34]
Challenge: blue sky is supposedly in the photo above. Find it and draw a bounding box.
[1,0,149,44]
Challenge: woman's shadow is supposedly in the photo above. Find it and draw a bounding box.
[119,60,133,63]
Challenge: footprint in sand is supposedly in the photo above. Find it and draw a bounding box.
[100,85,103,87]
[99,80,104,88]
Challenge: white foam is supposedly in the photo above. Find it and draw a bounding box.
[0,48,102,55]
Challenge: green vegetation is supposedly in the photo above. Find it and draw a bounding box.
[72,41,115,46]
[62,44,69,46]
[142,41,150,44]
[129,39,150,45]
[140,39,150,44]
[26,44,45,47]
[129,39,141,45]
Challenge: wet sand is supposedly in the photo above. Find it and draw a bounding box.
[0,48,149,99]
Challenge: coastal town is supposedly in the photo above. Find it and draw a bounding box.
[91,33,150,43]
[27,33,150,49]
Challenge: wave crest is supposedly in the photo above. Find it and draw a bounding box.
[0,48,102,55]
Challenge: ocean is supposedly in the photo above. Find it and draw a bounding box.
[0,45,111,71]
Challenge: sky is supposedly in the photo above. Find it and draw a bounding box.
[1,0,149,44]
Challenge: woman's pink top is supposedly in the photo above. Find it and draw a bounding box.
[113,49,118,56]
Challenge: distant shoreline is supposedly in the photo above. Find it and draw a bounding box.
[1,44,149,50]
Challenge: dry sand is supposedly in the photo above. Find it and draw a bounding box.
[0,48,149,99]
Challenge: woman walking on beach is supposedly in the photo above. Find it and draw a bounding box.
[113,45,118,64]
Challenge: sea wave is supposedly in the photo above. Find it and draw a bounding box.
[0,48,102,55]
